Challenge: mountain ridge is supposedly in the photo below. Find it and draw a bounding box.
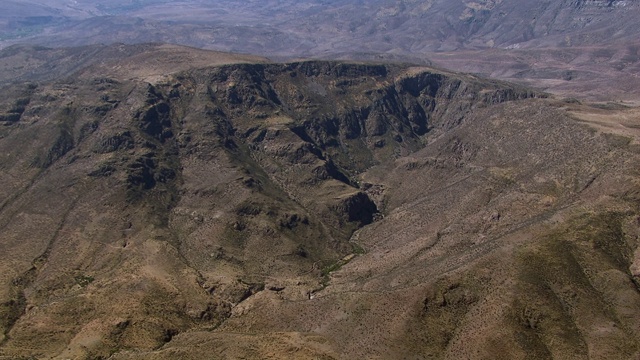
[0,43,639,359]
[3,1,640,100]
[4,0,640,52]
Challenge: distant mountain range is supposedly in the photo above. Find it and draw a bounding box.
[3,0,640,53]
[2,0,639,100]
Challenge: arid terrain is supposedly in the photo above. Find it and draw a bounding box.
[0,1,640,359]
[0,43,638,359]
[2,0,640,100]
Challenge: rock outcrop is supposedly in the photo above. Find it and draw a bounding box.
[3,46,638,360]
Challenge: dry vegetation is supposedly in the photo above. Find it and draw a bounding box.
[0,44,638,359]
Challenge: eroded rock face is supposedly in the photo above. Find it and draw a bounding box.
[0,57,537,356]
[18,53,640,360]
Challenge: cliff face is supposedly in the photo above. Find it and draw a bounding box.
[1,45,639,359]
[0,52,539,358]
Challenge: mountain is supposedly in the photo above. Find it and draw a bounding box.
[2,0,639,100]
[4,0,640,52]
[0,43,639,359]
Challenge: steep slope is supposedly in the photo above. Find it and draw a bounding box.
[0,44,636,359]
[111,98,640,359]
[0,44,562,359]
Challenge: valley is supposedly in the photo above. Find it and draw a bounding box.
[0,43,638,359]
[0,1,639,359]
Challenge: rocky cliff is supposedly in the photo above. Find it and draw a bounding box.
[0,45,639,359]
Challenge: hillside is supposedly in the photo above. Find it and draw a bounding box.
[0,44,639,359]
[4,0,640,52]
[2,0,640,101]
